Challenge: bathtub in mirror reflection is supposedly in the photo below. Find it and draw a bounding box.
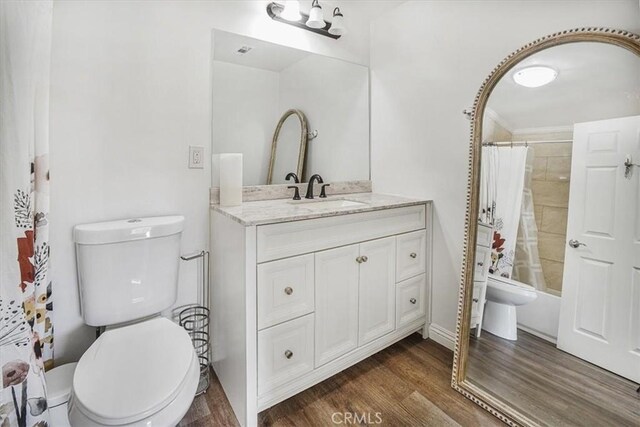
[211,30,369,186]
[456,34,640,427]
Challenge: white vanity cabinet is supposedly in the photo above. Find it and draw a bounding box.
[471,222,492,337]
[211,199,431,427]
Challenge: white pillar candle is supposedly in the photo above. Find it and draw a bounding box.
[219,153,243,206]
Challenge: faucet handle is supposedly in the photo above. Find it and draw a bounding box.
[320,184,330,198]
[287,186,301,200]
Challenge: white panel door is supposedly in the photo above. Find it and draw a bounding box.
[358,236,396,346]
[558,116,640,382]
[315,244,360,367]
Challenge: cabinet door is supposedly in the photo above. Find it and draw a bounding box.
[358,236,396,346]
[315,244,360,367]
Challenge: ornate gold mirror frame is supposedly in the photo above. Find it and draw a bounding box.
[451,28,640,426]
[267,109,309,184]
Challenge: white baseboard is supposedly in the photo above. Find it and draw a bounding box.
[427,323,456,350]
[517,324,557,344]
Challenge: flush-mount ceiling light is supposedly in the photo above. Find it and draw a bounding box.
[306,0,324,29]
[513,66,558,88]
[281,0,301,21]
[328,7,346,36]
[266,1,343,39]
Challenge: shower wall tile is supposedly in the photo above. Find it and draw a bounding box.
[532,157,547,180]
[531,180,570,208]
[541,206,568,235]
[538,231,567,263]
[541,259,564,292]
[546,156,572,182]
[534,142,572,157]
[527,140,572,294]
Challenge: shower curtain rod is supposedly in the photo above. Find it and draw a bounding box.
[482,139,573,147]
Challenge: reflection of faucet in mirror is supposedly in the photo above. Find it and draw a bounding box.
[285,172,300,183]
[305,174,324,199]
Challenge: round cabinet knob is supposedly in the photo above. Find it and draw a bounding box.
[473,298,479,303]
[284,350,293,359]
[361,256,368,263]
[284,287,293,295]
[410,298,417,304]
[356,256,363,263]
[410,252,417,259]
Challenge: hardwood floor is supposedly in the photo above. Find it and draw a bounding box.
[467,329,640,427]
[180,334,502,426]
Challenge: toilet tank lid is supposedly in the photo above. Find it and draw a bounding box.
[73,216,184,245]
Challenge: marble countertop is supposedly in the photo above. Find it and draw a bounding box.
[212,193,430,226]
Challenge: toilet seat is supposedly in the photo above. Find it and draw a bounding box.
[72,317,196,425]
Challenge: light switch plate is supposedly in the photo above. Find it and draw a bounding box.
[189,146,204,169]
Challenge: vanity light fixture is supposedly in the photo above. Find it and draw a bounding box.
[512,66,558,88]
[280,0,302,21]
[266,1,344,40]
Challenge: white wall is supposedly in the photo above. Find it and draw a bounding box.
[370,0,640,338]
[49,0,378,363]
[212,61,280,186]
[279,55,369,182]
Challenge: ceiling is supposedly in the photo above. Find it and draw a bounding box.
[213,30,311,72]
[487,42,640,133]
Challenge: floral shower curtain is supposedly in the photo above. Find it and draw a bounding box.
[479,146,528,278]
[1,1,53,426]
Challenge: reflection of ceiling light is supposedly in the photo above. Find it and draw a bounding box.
[513,66,558,88]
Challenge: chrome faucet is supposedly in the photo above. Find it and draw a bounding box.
[305,174,324,199]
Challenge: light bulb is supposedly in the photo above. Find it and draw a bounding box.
[328,7,346,36]
[281,0,302,22]
[306,0,325,29]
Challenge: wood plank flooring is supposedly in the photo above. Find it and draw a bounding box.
[180,334,502,426]
[467,330,640,427]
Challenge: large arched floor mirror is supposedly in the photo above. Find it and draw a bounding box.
[452,28,640,426]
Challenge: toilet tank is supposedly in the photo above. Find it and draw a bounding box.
[73,216,184,327]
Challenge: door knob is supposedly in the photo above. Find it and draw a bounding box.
[410,298,417,304]
[284,350,293,359]
[410,252,417,259]
[284,287,293,295]
[568,239,587,249]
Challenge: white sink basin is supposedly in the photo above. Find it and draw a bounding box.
[288,199,367,209]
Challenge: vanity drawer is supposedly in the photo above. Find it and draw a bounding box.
[396,230,426,282]
[474,245,491,282]
[258,254,315,330]
[476,222,493,248]
[471,282,483,319]
[396,274,426,328]
[257,205,426,263]
[258,314,314,396]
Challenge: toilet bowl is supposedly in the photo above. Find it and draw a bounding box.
[63,216,200,425]
[68,317,199,426]
[483,274,537,340]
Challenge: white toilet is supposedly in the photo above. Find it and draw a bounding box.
[48,216,200,426]
[482,274,537,340]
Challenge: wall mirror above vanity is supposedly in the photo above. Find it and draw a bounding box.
[453,29,640,426]
[211,29,369,187]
